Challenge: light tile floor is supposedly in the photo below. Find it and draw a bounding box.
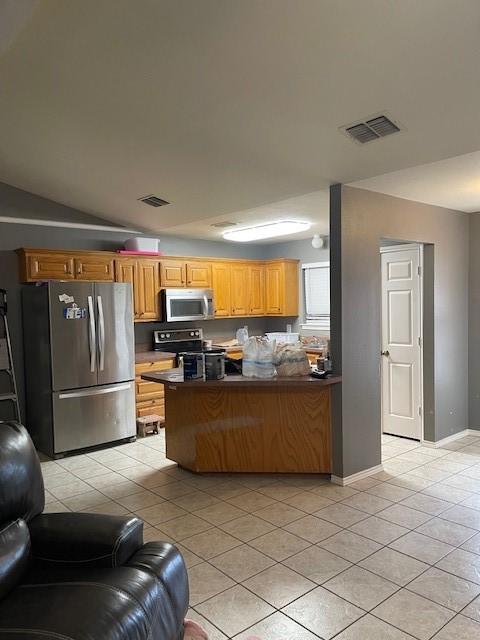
[40,432,480,639]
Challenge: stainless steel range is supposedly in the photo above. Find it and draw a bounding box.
[153,328,204,359]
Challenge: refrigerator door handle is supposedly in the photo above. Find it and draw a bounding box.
[97,295,105,371]
[58,382,132,400]
[87,295,96,373]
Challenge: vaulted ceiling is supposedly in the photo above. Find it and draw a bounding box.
[1,0,480,240]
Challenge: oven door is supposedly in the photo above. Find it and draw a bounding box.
[162,289,214,322]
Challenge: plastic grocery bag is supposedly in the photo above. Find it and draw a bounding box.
[273,343,311,376]
[242,336,276,378]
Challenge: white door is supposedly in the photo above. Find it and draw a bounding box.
[381,245,422,440]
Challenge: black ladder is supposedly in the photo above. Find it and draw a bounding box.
[0,289,21,422]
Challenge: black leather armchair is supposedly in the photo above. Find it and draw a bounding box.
[0,421,189,640]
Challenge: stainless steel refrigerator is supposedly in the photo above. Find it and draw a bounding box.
[22,281,135,457]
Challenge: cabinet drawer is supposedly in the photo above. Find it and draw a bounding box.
[135,359,175,375]
[136,399,165,418]
[136,380,165,401]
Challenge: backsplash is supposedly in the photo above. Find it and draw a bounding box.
[134,317,270,346]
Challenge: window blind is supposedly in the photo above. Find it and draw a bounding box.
[303,262,330,322]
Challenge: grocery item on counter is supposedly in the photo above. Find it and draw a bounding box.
[242,336,276,378]
[236,325,249,345]
[273,344,311,376]
[204,350,225,380]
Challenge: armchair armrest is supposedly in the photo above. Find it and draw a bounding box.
[28,512,143,568]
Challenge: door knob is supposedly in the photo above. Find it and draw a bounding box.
[381,350,390,357]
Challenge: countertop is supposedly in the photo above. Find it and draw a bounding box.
[212,343,325,355]
[141,368,341,388]
[135,341,325,363]
[135,345,176,364]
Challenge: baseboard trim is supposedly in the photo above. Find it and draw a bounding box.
[423,428,480,449]
[331,464,384,487]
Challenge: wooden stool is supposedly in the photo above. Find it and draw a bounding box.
[136,414,164,438]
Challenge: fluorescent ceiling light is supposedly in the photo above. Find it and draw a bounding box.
[223,219,311,242]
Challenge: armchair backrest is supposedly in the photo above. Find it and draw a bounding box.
[0,422,44,525]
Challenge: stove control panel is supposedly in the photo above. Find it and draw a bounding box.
[153,327,203,346]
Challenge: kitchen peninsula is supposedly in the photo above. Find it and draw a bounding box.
[141,369,341,474]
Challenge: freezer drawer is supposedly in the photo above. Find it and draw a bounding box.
[52,381,135,454]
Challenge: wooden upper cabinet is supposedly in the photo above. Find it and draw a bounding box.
[115,258,139,318]
[18,249,299,318]
[137,260,160,320]
[160,259,211,288]
[73,255,114,281]
[160,260,185,287]
[265,260,299,316]
[23,251,75,281]
[265,263,283,314]
[230,264,249,316]
[211,262,231,317]
[186,261,211,288]
[115,258,160,321]
[249,263,265,315]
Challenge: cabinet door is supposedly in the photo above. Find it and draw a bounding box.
[211,262,231,316]
[137,260,161,320]
[249,264,265,315]
[160,260,186,287]
[26,253,75,281]
[186,261,211,288]
[115,259,140,318]
[265,263,284,314]
[230,264,249,316]
[73,255,115,281]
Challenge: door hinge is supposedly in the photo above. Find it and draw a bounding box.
[418,336,422,347]
[418,406,422,417]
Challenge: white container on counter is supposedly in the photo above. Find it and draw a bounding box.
[265,332,300,344]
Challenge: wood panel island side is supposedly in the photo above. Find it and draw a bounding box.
[141,369,341,474]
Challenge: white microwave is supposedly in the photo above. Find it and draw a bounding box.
[161,288,215,322]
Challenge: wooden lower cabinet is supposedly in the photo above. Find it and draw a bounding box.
[164,380,334,473]
[135,359,174,418]
[306,351,319,365]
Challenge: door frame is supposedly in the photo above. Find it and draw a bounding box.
[380,243,424,442]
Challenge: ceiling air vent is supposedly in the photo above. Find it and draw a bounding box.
[341,113,401,144]
[139,195,170,207]
[210,221,237,229]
